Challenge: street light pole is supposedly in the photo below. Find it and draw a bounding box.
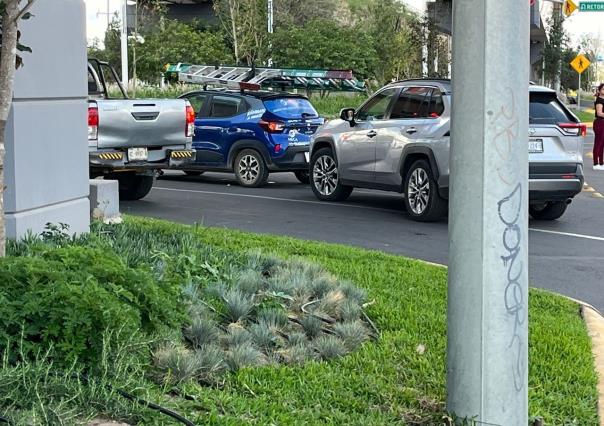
[120,0,129,90]
[133,0,137,97]
[267,0,273,67]
[448,0,529,424]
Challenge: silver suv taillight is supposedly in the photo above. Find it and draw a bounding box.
[558,122,587,137]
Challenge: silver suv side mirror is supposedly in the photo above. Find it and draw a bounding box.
[340,108,356,126]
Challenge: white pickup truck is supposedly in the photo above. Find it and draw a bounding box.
[87,59,195,200]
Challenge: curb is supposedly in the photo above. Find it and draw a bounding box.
[563,296,604,426]
[584,307,604,426]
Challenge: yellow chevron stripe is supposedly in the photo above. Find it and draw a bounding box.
[171,151,193,158]
[99,153,123,160]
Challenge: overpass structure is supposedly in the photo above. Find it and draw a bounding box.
[413,0,559,83]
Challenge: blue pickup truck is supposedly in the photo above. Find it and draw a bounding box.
[178,90,324,187]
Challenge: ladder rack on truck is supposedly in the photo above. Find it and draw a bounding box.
[164,63,365,92]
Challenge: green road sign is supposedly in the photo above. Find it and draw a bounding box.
[580,2,604,11]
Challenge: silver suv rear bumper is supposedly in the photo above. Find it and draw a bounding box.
[529,178,583,202]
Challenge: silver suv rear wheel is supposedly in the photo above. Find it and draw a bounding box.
[529,201,568,220]
[407,168,430,215]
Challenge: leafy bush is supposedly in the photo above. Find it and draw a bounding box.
[0,246,184,366]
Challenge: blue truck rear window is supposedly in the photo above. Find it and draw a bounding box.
[263,98,318,119]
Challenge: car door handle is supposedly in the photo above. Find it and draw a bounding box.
[406,127,418,135]
[366,130,378,138]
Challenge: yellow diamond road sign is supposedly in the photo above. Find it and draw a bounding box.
[564,0,578,16]
[570,54,591,74]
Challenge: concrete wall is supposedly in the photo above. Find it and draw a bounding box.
[4,0,89,238]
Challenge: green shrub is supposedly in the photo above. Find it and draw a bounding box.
[0,246,184,366]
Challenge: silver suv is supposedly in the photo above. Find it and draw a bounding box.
[309,79,585,221]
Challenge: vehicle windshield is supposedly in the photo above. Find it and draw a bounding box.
[263,97,319,119]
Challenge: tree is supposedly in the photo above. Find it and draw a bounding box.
[560,48,580,91]
[271,19,377,79]
[136,20,233,83]
[542,8,568,90]
[273,0,340,27]
[87,18,121,67]
[423,15,449,79]
[214,0,269,65]
[0,0,35,257]
[578,33,603,89]
[364,0,423,84]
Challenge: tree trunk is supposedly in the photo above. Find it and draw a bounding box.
[229,0,239,64]
[0,0,21,257]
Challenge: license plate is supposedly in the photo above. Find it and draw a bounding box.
[128,147,148,161]
[304,152,310,163]
[529,139,543,153]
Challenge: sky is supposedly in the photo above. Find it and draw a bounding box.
[84,0,603,49]
[85,0,121,45]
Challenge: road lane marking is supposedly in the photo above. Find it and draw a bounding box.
[530,228,604,242]
[153,187,603,241]
[584,181,603,198]
[153,186,400,214]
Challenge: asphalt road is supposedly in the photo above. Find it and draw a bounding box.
[123,136,604,312]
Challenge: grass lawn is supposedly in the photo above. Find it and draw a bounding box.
[575,109,595,123]
[1,217,598,425]
[129,217,598,425]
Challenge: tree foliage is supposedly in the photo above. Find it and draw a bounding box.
[271,20,377,79]
[86,0,443,88]
[136,20,233,83]
[88,18,234,84]
[273,0,340,27]
[361,0,425,84]
[214,0,269,65]
[542,9,568,89]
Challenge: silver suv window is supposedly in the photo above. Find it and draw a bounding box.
[356,88,397,121]
[389,87,445,119]
[390,87,431,119]
[529,92,574,125]
[427,89,445,117]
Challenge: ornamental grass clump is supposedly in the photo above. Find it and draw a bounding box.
[153,253,376,386]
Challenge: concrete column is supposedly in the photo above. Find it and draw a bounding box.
[447,0,529,424]
[4,0,89,238]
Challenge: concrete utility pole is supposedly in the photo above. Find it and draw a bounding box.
[448,0,529,424]
[120,0,129,89]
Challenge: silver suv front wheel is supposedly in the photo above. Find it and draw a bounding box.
[310,148,353,202]
[403,159,447,222]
